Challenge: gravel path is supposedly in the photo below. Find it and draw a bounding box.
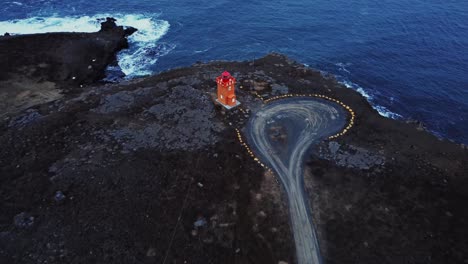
[246,97,347,264]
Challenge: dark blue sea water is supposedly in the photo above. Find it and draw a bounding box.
[1,0,467,144]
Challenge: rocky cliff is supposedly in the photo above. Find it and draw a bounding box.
[0,25,467,264]
[0,17,136,115]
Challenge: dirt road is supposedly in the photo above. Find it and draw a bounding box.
[246,97,347,264]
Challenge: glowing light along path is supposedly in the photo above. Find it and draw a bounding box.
[241,94,352,264]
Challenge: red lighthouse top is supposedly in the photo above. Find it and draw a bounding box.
[221,71,232,82]
[217,71,235,85]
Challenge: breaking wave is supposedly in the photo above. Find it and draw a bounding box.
[340,80,402,119]
[0,13,172,77]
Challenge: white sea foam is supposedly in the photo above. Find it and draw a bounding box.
[374,105,402,119]
[341,80,373,100]
[7,2,23,6]
[115,16,172,76]
[0,14,172,77]
[340,80,402,119]
[0,16,101,33]
[335,62,351,73]
[194,48,211,54]
[118,42,175,76]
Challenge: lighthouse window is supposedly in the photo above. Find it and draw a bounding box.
[220,95,223,99]
[232,98,235,102]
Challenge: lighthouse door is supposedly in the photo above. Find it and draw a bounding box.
[227,94,236,106]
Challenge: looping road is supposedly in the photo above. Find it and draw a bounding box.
[245,97,347,264]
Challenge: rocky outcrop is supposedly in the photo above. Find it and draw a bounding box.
[0,17,136,85]
[0,18,136,116]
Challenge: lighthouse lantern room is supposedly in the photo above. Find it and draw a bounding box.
[216,71,240,109]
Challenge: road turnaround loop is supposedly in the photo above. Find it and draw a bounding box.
[240,95,350,264]
[263,93,355,139]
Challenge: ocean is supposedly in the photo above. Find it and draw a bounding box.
[1,0,467,144]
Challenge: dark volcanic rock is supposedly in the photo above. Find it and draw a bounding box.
[0,53,467,264]
[99,17,118,32]
[13,212,34,229]
[100,17,137,36]
[0,18,136,115]
[0,17,135,84]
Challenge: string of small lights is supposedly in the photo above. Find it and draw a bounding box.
[234,127,277,184]
[235,93,355,180]
[253,91,265,102]
[235,128,270,170]
[238,106,247,114]
[263,93,355,139]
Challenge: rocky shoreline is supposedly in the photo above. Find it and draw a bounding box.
[0,18,136,116]
[0,22,467,264]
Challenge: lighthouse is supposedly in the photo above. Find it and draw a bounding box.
[216,71,240,109]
